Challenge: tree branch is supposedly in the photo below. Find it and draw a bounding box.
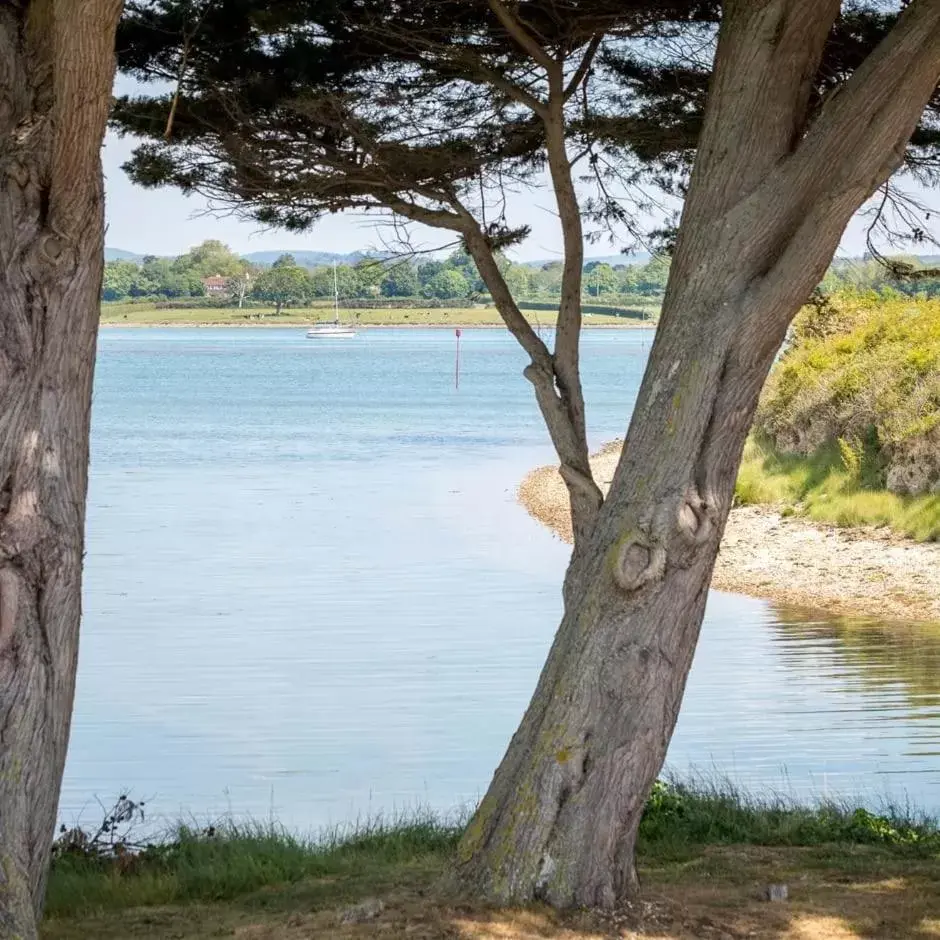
[795,0,940,195]
[487,0,558,76]
[462,227,552,368]
[380,194,468,232]
[543,79,590,495]
[681,0,842,225]
[564,33,602,101]
[464,225,603,542]
[447,52,548,117]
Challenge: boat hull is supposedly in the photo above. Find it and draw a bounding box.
[305,328,357,338]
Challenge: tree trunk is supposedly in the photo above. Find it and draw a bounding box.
[0,3,122,936]
[458,0,940,910]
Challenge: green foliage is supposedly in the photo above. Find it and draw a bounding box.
[101,240,253,302]
[837,437,861,480]
[639,779,940,858]
[820,257,940,301]
[47,784,940,923]
[422,268,469,300]
[757,295,940,497]
[380,264,420,297]
[251,255,311,311]
[735,438,940,541]
[47,812,460,918]
[583,262,617,296]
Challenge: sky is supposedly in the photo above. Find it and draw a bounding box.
[103,126,940,263]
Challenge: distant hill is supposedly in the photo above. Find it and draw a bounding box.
[521,252,652,269]
[104,247,375,267]
[240,250,381,268]
[104,247,147,262]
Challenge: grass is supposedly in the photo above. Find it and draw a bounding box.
[42,783,940,939]
[46,812,460,919]
[736,437,940,541]
[99,302,655,327]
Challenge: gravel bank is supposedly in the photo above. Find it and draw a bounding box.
[519,441,940,623]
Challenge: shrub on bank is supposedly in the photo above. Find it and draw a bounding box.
[756,294,940,496]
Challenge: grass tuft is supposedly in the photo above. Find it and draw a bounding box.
[46,811,461,918]
[639,778,940,863]
[735,437,940,540]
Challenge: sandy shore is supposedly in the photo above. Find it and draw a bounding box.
[519,441,940,623]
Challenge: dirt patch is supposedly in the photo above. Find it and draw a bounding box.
[518,442,940,623]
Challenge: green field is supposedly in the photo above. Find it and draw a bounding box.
[100,303,656,328]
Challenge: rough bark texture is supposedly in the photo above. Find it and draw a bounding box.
[458,0,940,910]
[0,2,122,936]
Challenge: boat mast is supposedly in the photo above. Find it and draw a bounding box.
[333,261,339,324]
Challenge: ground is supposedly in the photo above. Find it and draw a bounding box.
[42,844,940,939]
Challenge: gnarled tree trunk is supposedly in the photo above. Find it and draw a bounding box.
[458,0,940,909]
[0,3,122,936]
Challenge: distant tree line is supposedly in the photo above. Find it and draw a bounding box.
[821,257,940,299]
[104,241,940,310]
[103,239,673,307]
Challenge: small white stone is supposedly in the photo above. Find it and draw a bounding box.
[763,884,788,902]
[339,898,385,924]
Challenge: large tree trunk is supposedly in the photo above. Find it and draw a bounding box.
[458,0,940,909]
[0,3,122,936]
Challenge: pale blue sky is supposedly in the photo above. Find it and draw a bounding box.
[103,126,939,263]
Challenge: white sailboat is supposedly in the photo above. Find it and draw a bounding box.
[306,262,357,338]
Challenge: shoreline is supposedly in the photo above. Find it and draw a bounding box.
[99,320,656,330]
[520,441,940,623]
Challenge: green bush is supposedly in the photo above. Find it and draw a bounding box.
[757,293,940,496]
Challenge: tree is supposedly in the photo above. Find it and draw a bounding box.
[457,2,940,908]
[309,263,362,299]
[0,1,124,935]
[635,254,671,295]
[423,268,469,300]
[227,269,255,308]
[530,261,564,297]
[251,255,310,314]
[584,262,616,297]
[181,238,245,278]
[503,263,531,299]
[381,264,420,297]
[102,259,140,301]
[114,0,940,910]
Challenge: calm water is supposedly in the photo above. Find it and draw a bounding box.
[60,328,940,830]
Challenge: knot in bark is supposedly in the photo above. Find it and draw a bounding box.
[612,535,666,593]
[522,361,553,389]
[29,230,78,280]
[677,486,718,547]
[4,160,31,190]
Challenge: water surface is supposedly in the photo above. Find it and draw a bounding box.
[62,328,940,830]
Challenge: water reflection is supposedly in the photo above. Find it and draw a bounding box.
[771,607,940,712]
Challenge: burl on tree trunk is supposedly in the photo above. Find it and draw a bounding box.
[0,2,122,936]
[458,0,940,909]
